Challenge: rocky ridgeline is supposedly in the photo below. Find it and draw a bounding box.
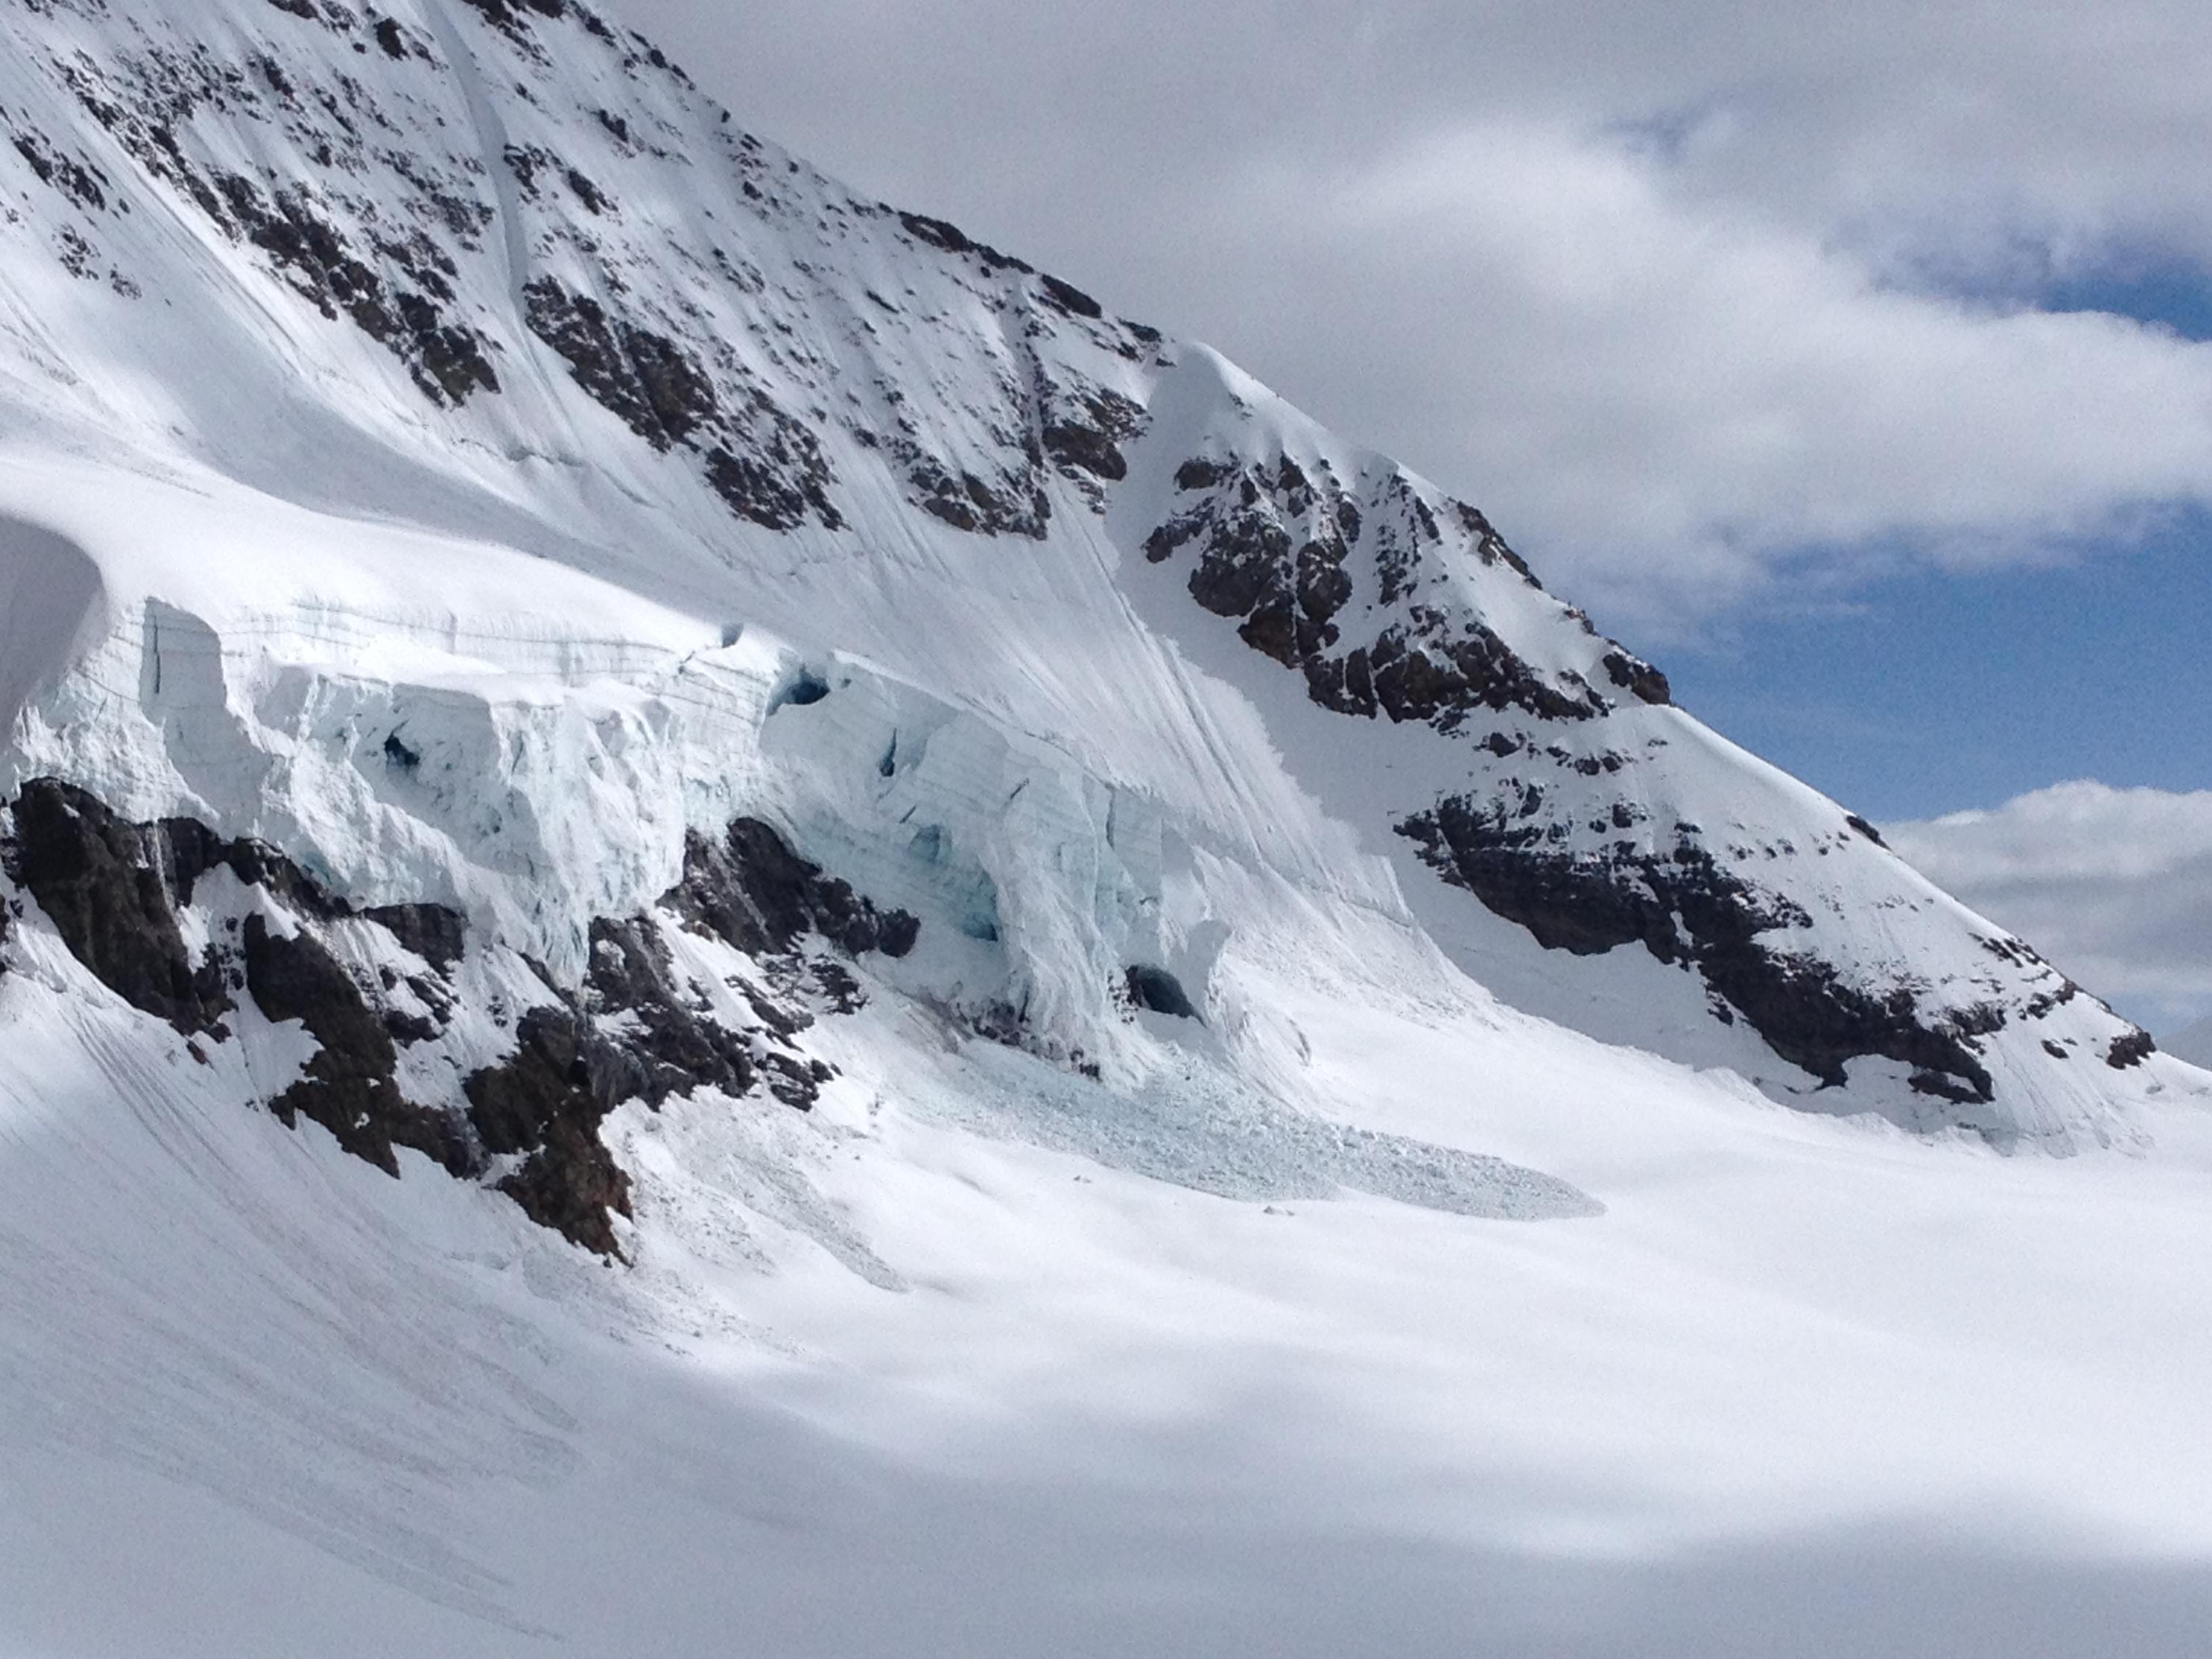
[1143,448,1671,729]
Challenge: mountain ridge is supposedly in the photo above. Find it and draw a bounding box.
[0,0,2173,1268]
[7,7,2212,1652]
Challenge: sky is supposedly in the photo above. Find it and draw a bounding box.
[601,0,2211,1031]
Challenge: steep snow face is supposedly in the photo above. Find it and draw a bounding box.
[0,0,2165,1207]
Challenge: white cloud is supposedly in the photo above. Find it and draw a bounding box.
[1887,783,2212,1036]
[1180,123,2212,633]
[605,0,2212,636]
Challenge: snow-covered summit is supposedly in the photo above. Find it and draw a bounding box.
[0,0,2174,1266]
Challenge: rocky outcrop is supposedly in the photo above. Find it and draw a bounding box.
[243,910,471,1177]
[1399,795,2025,1105]
[2,779,918,1256]
[670,817,922,962]
[1124,965,1200,1021]
[523,278,842,532]
[1145,452,1658,731]
[6,779,233,1034]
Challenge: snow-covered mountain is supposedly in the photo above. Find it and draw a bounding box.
[3,3,2209,1653]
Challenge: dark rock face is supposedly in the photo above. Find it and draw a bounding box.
[6,779,230,1033]
[455,0,569,35]
[7,779,472,1168]
[243,912,468,1178]
[1124,965,1199,1021]
[462,1008,632,1257]
[900,447,1050,539]
[1145,452,1626,731]
[523,277,841,532]
[26,16,506,402]
[457,819,918,1246]
[1040,384,1146,504]
[896,210,1034,276]
[2107,1031,2156,1070]
[17,0,1174,569]
[670,818,920,962]
[1399,795,2002,1103]
[582,916,759,1107]
[1843,814,1887,848]
[212,173,498,406]
[3,779,917,1258]
[363,902,468,974]
[1602,650,1673,708]
[523,279,713,450]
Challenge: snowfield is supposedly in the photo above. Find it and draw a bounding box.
[4,899,2212,1656]
[0,1,2207,1653]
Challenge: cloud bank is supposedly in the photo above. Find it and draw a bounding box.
[1887,783,2212,1036]
[607,0,2212,636]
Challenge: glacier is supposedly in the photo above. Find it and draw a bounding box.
[0,1,2208,1653]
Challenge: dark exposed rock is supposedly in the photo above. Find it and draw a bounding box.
[244,914,466,1178]
[564,167,611,215]
[1174,457,1231,492]
[455,0,567,34]
[1399,796,1997,1103]
[1041,387,1144,486]
[6,779,230,1033]
[2106,1030,2155,1070]
[903,451,1047,539]
[581,914,758,1109]
[176,830,350,924]
[1366,623,1593,727]
[896,209,1033,276]
[462,1008,632,1257]
[1187,508,1290,617]
[523,279,712,449]
[1149,453,1607,730]
[1125,964,1199,1021]
[1602,650,1673,707]
[211,173,497,405]
[455,815,922,1244]
[703,436,840,533]
[11,131,109,213]
[5,779,916,1256]
[670,818,919,962]
[1843,814,1888,848]
[363,902,467,972]
[525,279,841,531]
[1037,273,1103,320]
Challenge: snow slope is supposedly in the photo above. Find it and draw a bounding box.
[0,1,2207,1652]
[5,865,2212,1656]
